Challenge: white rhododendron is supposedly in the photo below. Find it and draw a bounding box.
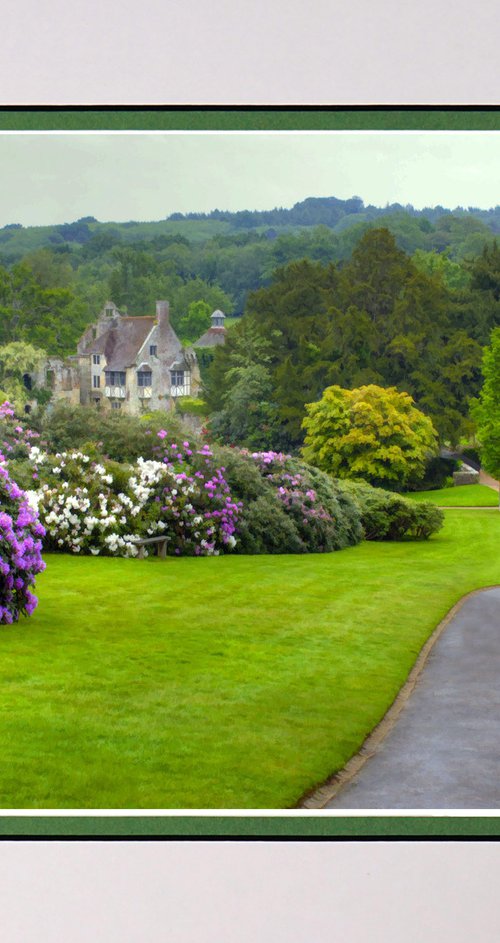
[28,441,242,558]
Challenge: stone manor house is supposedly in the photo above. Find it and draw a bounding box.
[37,300,226,415]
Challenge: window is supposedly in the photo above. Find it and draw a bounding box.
[170,369,190,397]
[105,371,126,386]
[93,354,100,365]
[137,370,152,387]
[111,401,121,410]
[149,344,157,357]
[23,373,32,391]
[93,375,101,388]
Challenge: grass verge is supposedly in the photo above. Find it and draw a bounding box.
[406,484,498,506]
[0,510,499,809]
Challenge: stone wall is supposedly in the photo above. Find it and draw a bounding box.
[453,469,480,486]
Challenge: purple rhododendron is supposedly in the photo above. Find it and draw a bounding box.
[0,416,46,624]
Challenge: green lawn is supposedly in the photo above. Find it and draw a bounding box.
[1,510,500,809]
[406,484,499,506]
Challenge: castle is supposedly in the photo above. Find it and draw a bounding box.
[37,300,226,415]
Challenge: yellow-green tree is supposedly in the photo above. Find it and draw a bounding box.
[302,384,438,488]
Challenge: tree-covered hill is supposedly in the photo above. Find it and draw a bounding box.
[0,201,498,334]
[2,195,500,270]
[168,195,500,233]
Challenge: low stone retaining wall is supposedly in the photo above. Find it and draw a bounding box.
[453,469,480,486]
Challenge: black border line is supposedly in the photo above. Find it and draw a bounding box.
[0,104,499,111]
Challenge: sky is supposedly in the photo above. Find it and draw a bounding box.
[1,131,500,227]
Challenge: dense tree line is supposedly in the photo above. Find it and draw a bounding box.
[0,212,500,452]
[1,203,500,322]
[167,194,500,233]
[207,230,500,448]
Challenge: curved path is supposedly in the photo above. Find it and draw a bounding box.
[306,587,500,809]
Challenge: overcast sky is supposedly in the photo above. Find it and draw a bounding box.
[1,132,500,227]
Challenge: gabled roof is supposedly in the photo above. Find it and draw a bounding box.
[86,317,156,369]
[194,326,226,348]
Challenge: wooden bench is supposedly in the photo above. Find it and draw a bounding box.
[131,536,170,559]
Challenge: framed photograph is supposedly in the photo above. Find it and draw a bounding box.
[0,107,499,839]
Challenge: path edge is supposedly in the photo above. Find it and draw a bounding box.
[298,583,500,810]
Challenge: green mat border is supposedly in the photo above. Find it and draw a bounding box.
[1,104,499,837]
[0,106,499,131]
[1,816,500,837]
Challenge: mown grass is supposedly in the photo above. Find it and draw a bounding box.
[1,510,499,809]
[406,484,498,506]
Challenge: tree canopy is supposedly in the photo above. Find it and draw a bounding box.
[302,384,439,488]
[0,341,47,410]
[471,327,500,479]
[209,229,485,447]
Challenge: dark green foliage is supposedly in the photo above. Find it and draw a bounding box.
[234,495,306,555]
[209,229,484,447]
[470,240,500,301]
[406,456,459,492]
[0,260,91,355]
[213,445,268,502]
[280,456,364,550]
[471,326,500,478]
[101,458,133,494]
[213,446,363,554]
[42,403,187,463]
[335,479,445,541]
[0,205,498,406]
[6,458,35,491]
[3,203,500,455]
[206,319,283,449]
[461,447,481,468]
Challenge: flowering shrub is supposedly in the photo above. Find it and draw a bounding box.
[28,436,242,558]
[0,401,41,458]
[151,438,241,555]
[33,451,141,557]
[214,446,363,554]
[0,405,365,561]
[0,440,45,624]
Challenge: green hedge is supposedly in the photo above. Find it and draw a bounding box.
[335,479,445,541]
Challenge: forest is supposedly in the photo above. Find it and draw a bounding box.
[0,196,500,453]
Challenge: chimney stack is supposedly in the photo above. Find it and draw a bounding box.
[156,300,169,325]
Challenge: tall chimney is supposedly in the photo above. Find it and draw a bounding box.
[156,300,169,325]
